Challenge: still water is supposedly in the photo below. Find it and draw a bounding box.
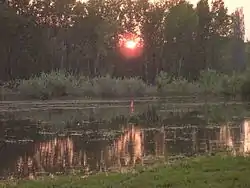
[0,102,250,179]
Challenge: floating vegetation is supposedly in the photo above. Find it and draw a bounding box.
[4,139,34,143]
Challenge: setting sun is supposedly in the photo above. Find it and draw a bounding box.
[118,32,144,59]
[124,40,137,49]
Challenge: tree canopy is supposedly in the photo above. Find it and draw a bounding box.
[0,0,247,81]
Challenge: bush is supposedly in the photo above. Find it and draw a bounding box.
[85,75,156,98]
[241,80,250,100]
[115,77,149,97]
[156,69,249,98]
[155,71,172,92]
[92,75,120,97]
[18,70,78,99]
[166,78,201,94]
[15,69,250,100]
[18,72,157,99]
[199,69,224,95]
[240,70,250,100]
[156,72,201,95]
[3,79,21,90]
[221,72,246,98]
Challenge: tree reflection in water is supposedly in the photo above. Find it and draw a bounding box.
[2,120,250,179]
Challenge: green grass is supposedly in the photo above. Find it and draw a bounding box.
[2,155,250,188]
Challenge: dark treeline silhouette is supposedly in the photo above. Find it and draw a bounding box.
[0,0,247,83]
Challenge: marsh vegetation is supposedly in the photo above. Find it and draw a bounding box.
[2,69,250,100]
[1,0,250,186]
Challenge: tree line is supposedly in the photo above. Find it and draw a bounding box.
[0,0,247,83]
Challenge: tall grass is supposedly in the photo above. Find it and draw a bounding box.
[15,69,250,100]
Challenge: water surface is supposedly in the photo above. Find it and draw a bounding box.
[0,101,250,179]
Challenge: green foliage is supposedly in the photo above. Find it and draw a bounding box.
[240,70,250,100]
[167,78,201,94]
[18,71,78,99]
[155,71,172,91]
[199,69,224,94]
[156,71,201,94]
[17,71,157,99]
[86,75,155,97]
[15,69,250,100]
[114,77,150,97]
[155,69,250,99]
[221,72,246,97]
[1,0,246,83]
[2,156,250,188]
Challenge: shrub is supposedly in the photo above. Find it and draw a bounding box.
[199,69,224,95]
[166,78,201,94]
[115,77,149,97]
[76,76,95,97]
[221,72,246,98]
[3,79,21,90]
[16,69,249,100]
[88,75,155,97]
[155,71,172,93]
[91,75,118,97]
[18,72,157,99]
[156,72,201,95]
[240,70,250,100]
[18,70,78,99]
[241,80,250,100]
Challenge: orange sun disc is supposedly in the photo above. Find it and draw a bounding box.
[118,32,144,59]
[125,40,137,49]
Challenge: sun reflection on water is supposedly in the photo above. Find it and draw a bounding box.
[2,120,250,179]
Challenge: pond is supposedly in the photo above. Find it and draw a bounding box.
[0,99,250,179]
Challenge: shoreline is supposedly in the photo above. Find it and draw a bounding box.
[0,97,243,112]
[1,155,249,188]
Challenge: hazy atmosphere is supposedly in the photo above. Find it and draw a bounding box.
[1,0,250,187]
[190,0,250,40]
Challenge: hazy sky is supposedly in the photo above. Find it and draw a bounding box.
[189,0,250,40]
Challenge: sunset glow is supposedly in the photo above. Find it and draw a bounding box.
[125,40,137,50]
[118,33,144,59]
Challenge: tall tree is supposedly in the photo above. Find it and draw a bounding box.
[0,3,48,80]
[209,0,231,70]
[195,0,211,72]
[140,1,166,82]
[164,1,198,78]
[231,8,246,71]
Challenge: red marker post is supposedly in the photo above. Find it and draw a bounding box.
[130,98,134,113]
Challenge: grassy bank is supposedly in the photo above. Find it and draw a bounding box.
[2,69,250,100]
[1,155,250,188]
